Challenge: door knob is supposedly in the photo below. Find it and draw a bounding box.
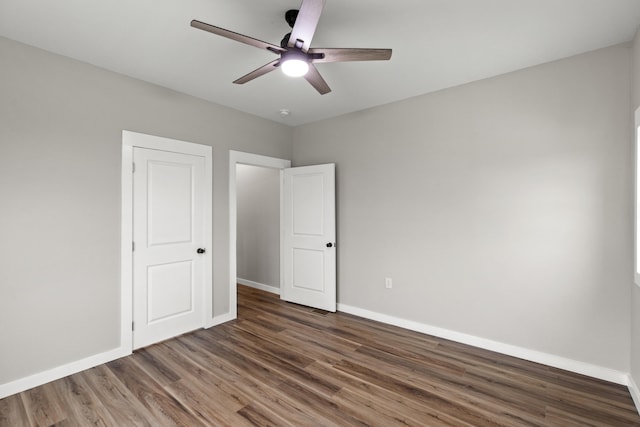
[326,242,333,248]
[197,248,206,254]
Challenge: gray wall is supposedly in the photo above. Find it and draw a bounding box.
[0,36,292,384]
[2,31,637,392]
[236,164,280,289]
[631,28,640,391]
[293,45,633,372]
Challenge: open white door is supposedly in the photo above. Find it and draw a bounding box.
[132,147,207,349]
[281,164,336,312]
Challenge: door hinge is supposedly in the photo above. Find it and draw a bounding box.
[132,322,135,331]
[132,162,136,173]
[132,241,135,252]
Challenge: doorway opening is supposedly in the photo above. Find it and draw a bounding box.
[236,164,282,295]
[228,151,291,319]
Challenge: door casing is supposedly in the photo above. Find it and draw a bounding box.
[229,152,337,315]
[121,131,213,352]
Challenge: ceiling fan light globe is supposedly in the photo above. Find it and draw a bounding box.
[281,59,309,77]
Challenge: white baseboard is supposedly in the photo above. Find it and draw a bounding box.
[3,298,634,410]
[629,374,640,415]
[337,303,628,386]
[0,313,235,399]
[237,278,280,295]
[0,311,237,399]
[0,346,130,400]
[2,306,239,399]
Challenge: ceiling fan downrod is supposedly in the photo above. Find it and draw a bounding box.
[281,9,299,48]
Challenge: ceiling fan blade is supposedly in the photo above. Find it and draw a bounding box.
[309,48,392,63]
[288,0,325,52]
[233,59,281,84]
[191,20,284,54]
[304,64,331,95]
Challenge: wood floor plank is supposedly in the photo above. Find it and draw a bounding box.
[351,343,549,423]
[0,393,29,427]
[276,379,370,426]
[462,355,639,425]
[546,379,638,414]
[306,361,476,427]
[543,384,640,426]
[131,347,182,387]
[107,357,207,426]
[544,404,634,427]
[335,360,504,427]
[21,382,68,426]
[164,378,253,427]
[332,386,454,427]
[51,373,116,426]
[174,332,341,426]
[209,326,342,398]
[276,319,363,355]
[186,329,292,390]
[80,365,159,427]
[236,402,296,427]
[436,338,628,401]
[213,322,316,369]
[2,284,639,426]
[146,341,251,416]
[236,318,356,365]
[330,311,442,354]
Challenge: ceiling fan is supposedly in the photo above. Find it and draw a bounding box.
[191,0,392,95]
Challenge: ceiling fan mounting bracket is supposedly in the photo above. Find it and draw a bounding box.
[285,9,299,28]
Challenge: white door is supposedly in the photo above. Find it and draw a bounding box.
[133,147,206,349]
[281,164,336,312]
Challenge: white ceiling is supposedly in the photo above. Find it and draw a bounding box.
[2,0,640,126]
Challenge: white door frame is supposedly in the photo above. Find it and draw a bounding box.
[121,131,213,352]
[228,151,291,318]
[635,107,640,287]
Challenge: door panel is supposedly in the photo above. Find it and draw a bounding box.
[293,248,325,292]
[292,174,325,235]
[282,164,336,312]
[147,162,193,245]
[147,260,194,322]
[133,147,205,349]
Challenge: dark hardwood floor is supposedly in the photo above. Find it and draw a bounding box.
[1,284,639,426]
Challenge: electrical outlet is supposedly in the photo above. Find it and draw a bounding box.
[385,277,393,289]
